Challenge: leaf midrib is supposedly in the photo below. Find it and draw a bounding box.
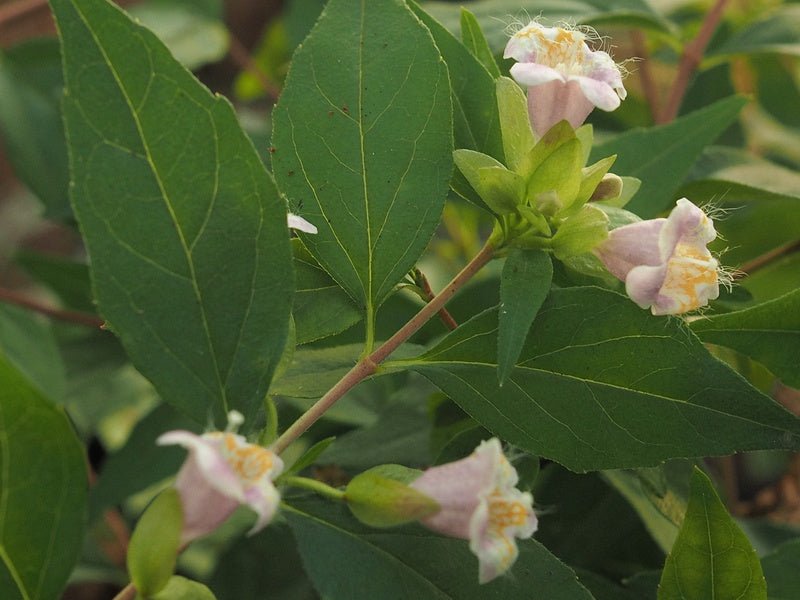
[70,1,229,411]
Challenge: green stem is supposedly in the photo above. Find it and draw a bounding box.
[283,476,346,501]
[271,239,496,454]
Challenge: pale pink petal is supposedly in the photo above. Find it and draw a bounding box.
[157,431,244,501]
[594,218,665,280]
[527,79,595,136]
[626,263,668,309]
[658,198,716,260]
[173,456,240,543]
[572,75,621,111]
[503,24,541,62]
[650,254,720,315]
[411,444,495,539]
[243,482,282,535]
[287,213,318,234]
[509,62,564,87]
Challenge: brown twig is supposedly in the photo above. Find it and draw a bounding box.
[0,0,47,26]
[631,30,660,122]
[0,287,104,329]
[413,269,459,331]
[657,0,731,124]
[738,239,800,275]
[227,34,281,102]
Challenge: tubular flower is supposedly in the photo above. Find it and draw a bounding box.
[594,198,721,315]
[287,213,318,234]
[157,429,284,544]
[410,438,537,584]
[504,21,627,136]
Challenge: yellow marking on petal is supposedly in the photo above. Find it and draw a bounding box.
[660,252,719,313]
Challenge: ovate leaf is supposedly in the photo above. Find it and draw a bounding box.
[590,96,746,218]
[658,468,766,600]
[460,8,501,78]
[0,358,86,600]
[286,495,594,599]
[272,0,452,337]
[498,249,552,384]
[691,289,800,388]
[762,538,800,600]
[53,0,294,426]
[402,287,800,472]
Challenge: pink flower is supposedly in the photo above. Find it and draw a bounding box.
[157,429,284,544]
[410,439,537,584]
[594,198,720,315]
[504,21,626,136]
[287,213,317,234]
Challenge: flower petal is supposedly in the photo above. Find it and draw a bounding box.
[626,263,668,310]
[244,481,282,535]
[594,218,665,280]
[287,213,318,234]
[527,79,595,136]
[651,253,720,315]
[572,75,621,111]
[658,198,716,260]
[510,62,564,87]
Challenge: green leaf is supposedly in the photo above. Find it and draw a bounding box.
[410,2,503,161]
[0,357,86,600]
[129,1,229,70]
[762,538,800,600]
[691,289,800,388]
[15,251,94,313]
[498,249,552,385]
[284,436,337,476]
[293,240,361,345]
[53,0,294,426]
[0,39,71,219]
[496,77,535,171]
[478,166,525,212]
[590,96,747,217]
[658,468,767,600]
[128,488,183,597]
[711,6,800,59]
[460,8,500,78]
[0,304,66,402]
[400,287,800,472]
[285,495,594,599]
[681,147,800,266]
[151,576,217,600]
[272,0,453,341]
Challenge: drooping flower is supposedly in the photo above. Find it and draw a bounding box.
[287,213,318,234]
[410,438,537,584]
[157,424,284,544]
[504,21,627,136]
[594,198,721,315]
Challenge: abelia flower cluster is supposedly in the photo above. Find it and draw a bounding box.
[595,198,721,315]
[411,438,537,583]
[158,428,284,544]
[504,21,627,136]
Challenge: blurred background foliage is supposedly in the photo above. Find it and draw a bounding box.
[1,0,799,598]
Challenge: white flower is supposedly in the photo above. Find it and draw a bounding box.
[594,198,721,315]
[410,439,537,583]
[287,213,318,234]
[157,429,284,544]
[504,21,627,136]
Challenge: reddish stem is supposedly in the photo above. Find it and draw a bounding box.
[414,269,459,331]
[657,0,730,124]
[0,287,104,329]
[271,241,496,453]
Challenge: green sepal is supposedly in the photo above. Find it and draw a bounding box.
[518,120,576,178]
[574,155,617,210]
[527,138,584,215]
[559,252,620,286]
[575,124,594,165]
[516,205,551,236]
[460,9,500,78]
[127,488,183,597]
[552,204,610,260]
[595,204,643,230]
[344,465,439,528]
[148,576,217,600]
[596,176,642,208]
[478,166,526,213]
[496,77,535,170]
[453,149,521,214]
